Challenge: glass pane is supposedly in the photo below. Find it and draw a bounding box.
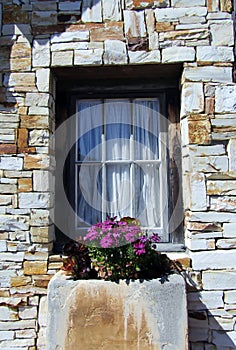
[105,100,131,161]
[105,164,131,219]
[76,164,102,226]
[133,163,161,227]
[77,100,103,161]
[133,100,159,160]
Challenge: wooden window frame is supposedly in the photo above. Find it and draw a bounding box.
[54,65,185,252]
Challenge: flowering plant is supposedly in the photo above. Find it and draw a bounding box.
[62,217,172,281]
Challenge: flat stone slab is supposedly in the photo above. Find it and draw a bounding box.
[47,272,188,350]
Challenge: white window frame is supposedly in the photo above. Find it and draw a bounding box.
[74,97,170,242]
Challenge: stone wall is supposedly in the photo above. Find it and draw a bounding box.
[0,0,235,349]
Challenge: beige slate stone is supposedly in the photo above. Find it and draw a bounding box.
[90,22,124,41]
[156,21,174,31]
[32,39,50,68]
[102,0,122,21]
[0,157,23,170]
[24,155,50,170]
[197,46,234,62]
[155,7,207,22]
[18,178,32,193]
[52,51,73,66]
[30,209,50,227]
[180,83,204,117]
[220,0,232,12]
[191,156,228,173]
[30,226,54,243]
[0,306,19,321]
[172,0,205,6]
[51,30,89,43]
[190,172,207,211]
[10,276,31,287]
[187,116,211,144]
[19,193,51,209]
[21,115,49,129]
[211,196,236,212]
[215,86,236,113]
[23,261,48,275]
[36,68,50,92]
[4,73,36,91]
[210,21,234,46]
[129,50,161,64]
[162,46,195,62]
[124,10,147,38]
[207,181,236,195]
[74,49,103,66]
[183,66,232,83]
[33,170,51,192]
[228,139,236,172]
[104,40,127,64]
[207,0,219,12]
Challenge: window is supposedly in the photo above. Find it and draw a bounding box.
[54,65,184,252]
[75,98,169,241]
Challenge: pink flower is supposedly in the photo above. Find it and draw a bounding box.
[84,228,99,241]
[150,233,160,243]
[100,235,113,248]
[133,241,146,255]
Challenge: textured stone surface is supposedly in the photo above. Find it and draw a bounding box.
[51,31,89,43]
[104,40,127,64]
[19,193,50,209]
[23,261,48,275]
[81,0,102,22]
[52,51,73,66]
[210,21,234,46]
[180,83,204,117]
[172,0,205,6]
[203,271,236,290]
[102,0,122,21]
[183,66,232,83]
[162,47,195,62]
[47,272,188,350]
[124,10,147,38]
[191,250,236,270]
[129,50,161,64]
[32,39,50,68]
[155,7,207,21]
[197,46,234,62]
[215,86,236,113]
[190,173,207,211]
[74,49,103,65]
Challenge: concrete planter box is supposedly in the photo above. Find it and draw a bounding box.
[47,272,188,350]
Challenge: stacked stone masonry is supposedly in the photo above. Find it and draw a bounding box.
[0,0,235,349]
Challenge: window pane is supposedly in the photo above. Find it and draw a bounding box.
[133,163,161,228]
[134,100,159,160]
[105,164,131,219]
[76,164,102,226]
[105,100,131,161]
[77,100,103,162]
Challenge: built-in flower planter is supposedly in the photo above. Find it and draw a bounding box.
[47,271,188,350]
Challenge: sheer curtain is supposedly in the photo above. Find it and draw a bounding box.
[76,99,161,230]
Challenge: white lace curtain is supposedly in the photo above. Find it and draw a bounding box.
[76,99,163,231]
